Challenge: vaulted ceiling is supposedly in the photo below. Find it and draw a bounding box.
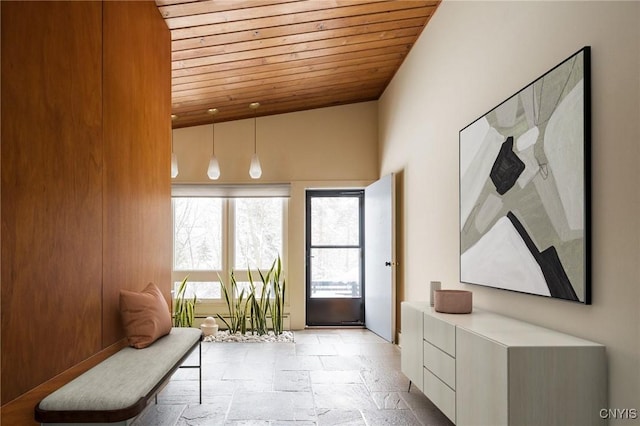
[157,0,440,128]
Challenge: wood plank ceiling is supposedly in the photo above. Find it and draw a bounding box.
[157,0,440,128]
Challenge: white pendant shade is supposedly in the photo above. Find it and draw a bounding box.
[249,153,262,179]
[207,155,220,180]
[171,152,179,178]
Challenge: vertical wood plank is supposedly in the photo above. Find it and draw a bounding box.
[1,0,103,406]
[101,1,172,346]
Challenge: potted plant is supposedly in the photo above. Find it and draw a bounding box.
[217,256,286,336]
[259,256,286,335]
[173,275,196,327]
[217,270,250,334]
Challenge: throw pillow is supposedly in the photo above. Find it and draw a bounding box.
[119,282,172,349]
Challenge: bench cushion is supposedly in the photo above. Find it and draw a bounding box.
[36,327,201,422]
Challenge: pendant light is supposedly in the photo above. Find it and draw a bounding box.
[207,108,220,180]
[171,114,179,178]
[248,102,262,179]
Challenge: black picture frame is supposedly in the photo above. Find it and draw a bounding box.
[459,47,591,304]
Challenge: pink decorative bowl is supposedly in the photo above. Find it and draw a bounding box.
[434,290,472,314]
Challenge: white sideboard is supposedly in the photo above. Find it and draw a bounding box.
[401,301,607,426]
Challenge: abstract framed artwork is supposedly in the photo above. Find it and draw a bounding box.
[459,47,591,304]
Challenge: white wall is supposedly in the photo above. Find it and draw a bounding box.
[379,0,639,416]
[172,102,378,329]
[173,102,378,184]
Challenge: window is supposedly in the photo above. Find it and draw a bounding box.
[172,196,286,305]
[234,198,283,270]
[174,198,222,271]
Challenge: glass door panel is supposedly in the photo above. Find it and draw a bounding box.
[311,197,360,246]
[310,248,361,298]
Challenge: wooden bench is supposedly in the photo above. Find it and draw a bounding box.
[34,327,202,425]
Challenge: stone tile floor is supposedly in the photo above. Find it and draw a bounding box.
[133,329,454,425]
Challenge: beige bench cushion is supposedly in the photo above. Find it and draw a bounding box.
[38,327,201,412]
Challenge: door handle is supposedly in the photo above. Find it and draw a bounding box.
[385,261,398,267]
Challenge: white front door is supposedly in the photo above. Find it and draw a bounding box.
[364,174,396,342]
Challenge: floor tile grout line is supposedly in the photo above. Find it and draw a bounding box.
[174,404,188,426]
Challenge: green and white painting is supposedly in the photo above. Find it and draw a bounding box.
[459,47,591,303]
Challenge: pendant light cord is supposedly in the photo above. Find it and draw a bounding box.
[249,102,260,154]
[207,108,218,156]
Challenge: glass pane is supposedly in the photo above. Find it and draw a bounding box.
[234,198,283,270]
[173,281,221,300]
[311,197,359,246]
[310,248,361,298]
[173,198,222,270]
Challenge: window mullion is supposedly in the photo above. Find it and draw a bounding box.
[230,198,248,282]
[282,198,289,306]
[223,198,232,294]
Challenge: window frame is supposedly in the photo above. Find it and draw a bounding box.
[171,196,288,312]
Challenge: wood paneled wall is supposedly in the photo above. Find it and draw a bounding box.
[1,1,170,421]
[102,1,172,347]
[1,0,104,405]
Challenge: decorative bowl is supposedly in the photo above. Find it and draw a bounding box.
[434,290,472,314]
[200,316,219,336]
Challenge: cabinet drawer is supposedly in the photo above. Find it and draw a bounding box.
[423,340,455,390]
[423,367,456,423]
[423,313,456,356]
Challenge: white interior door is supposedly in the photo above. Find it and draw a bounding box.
[364,174,396,342]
